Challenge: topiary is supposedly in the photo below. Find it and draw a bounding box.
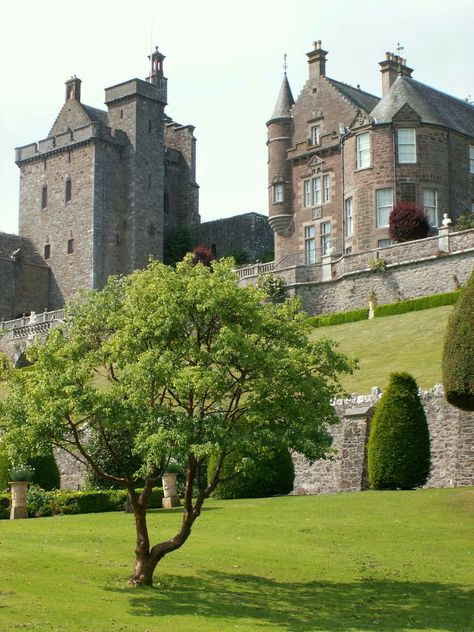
[368,372,431,490]
[208,445,295,499]
[388,203,430,243]
[29,452,61,490]
[442,268,474,410]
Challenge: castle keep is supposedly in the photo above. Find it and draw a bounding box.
[267,42,474,264]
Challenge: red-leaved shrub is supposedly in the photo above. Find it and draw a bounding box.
[191,246,215,267]
[388,203,430,242]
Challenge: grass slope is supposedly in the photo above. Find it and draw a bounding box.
[312,306,452,394]
[0,489,473,631]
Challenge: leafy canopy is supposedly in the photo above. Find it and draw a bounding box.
[0,256,355,585]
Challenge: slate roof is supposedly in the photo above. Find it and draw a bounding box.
[0,232,47,266]
[371,76,474,136]
[81,104,109,126]
[269,75,295,121]
[327,78,380,113]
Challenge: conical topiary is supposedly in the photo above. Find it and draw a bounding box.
[368,372,431,490]
[442,268,474,411]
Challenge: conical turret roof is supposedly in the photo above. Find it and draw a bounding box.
[269,74,294,121]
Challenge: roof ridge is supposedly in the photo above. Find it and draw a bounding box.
[327,76,380,101]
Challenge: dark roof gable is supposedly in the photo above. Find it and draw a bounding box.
[327,78,380,114]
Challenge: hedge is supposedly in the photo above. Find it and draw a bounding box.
[308,290,461,328]
[0,486,164,519]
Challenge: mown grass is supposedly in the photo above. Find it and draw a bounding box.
[312,306,452,394]
[0,488,473,631]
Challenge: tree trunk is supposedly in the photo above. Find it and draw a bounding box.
[129,492,156,587]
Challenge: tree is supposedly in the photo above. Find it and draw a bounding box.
[388,203,430,243]
[442,268,474,410]
[368,372,431,490]
[191,245,215,266]
[0,256,354,586]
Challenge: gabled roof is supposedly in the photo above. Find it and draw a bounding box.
[269,75,295,121]
[327,78,380,113]
[81,104,108,126]
[49,100,109,136]
[0,232,47,266]
[370,76,474,136]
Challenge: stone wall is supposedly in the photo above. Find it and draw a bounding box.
[54,447,87,490]
[293,385,474,494]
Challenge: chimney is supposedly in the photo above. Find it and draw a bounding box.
[379,52,414,95]
[147,46,166,86]
[307,40,328,78]
[65,76,81,102]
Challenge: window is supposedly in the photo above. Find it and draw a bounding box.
[321,221,331,255]
[423,189,438,226]
[376,188,393,227]
[356,132,371,169]
[345,246,352,254]
[41,185,48,210]
[470,146,474,174]
[378,238,394,248]
[398,128,417,163]
[304,225,316,264]
[44,244,51,260]
[65,177,72,204]
[67,238,74,254]
[311,125,321,145]
[313,177,321,205]
[345,198,353,237]
[273,182,284,203]
[323,174,330,202]
[304,180,311,208]
[148,120,152,133]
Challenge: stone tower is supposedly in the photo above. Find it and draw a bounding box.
[15,48,197,309]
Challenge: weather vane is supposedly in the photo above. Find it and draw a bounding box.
[396,42,405,58]
[283,53,288,76]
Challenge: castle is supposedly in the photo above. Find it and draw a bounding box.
[0,48,273,321]
[267,42,474,264]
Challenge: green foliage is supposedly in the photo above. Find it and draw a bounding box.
[0,256,353,583]
[229,248,249,266]
[85,430,143,490]
[368,372,431,490]
[8,465,34,482]
[0,441,11,491]
[374,290,461,318]
[163,226,192,265]
[442,268,474,410]
[368,258,387,273]
[0,492,9,519]
[454,211,474,231]
[27,484,53,517]
[29,452,60,490]
[256,272,286,302]
[308,308,368,328]
[208,446,294,499]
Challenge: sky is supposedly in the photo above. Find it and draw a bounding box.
[0,0,473,235]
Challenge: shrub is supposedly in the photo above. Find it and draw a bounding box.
[29,452,60,490]
[369,258,387,273]
[208,446,295,500]
[163,227,192,266]
[368,372,431,490]
[0,441,11,492]
[256,273,286,303]
[374,291,461,318]
[191,246,215,267]
[308,308,368,328]
[27,485,53,517]
[9,465,35,482]
[85,429,144,490]
[442,269,474,411]
[388,203,430,242]
[454,211,474,231]
[0,493,9,519]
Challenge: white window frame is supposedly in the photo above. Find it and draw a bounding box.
[376,188,393,228]
[322,174,330,203]
[304,180,311,208]
[273,182,284,203]
[378,238,394,248]
[313,177,321,206]
[304,225,316,264]
[321,221,331,256]
[345,198,353,237]
[397,128,417,164]
[311,125,321,145]
[470,145,474,174]
[423,188,438,226]
[356,132,371,169]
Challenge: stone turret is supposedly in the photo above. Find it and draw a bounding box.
[267,68,294,237]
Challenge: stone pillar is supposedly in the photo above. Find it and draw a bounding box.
[321,253,333,282]
[438,225,450,253]
[338,405,373,492]
[162,473,180,509]
[9,481,28,519]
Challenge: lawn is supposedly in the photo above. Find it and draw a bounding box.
[0,488,473,631]
[312,306,452,394]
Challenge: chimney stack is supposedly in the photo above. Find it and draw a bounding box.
[65,76,81,103]
[379,52,414,95]
[307,40,328,78]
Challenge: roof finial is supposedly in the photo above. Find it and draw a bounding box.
[396,42,405,61]
[283,53,288,76]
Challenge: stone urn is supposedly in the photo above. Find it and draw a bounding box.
[162,472,180,509]
[9,481,28,519]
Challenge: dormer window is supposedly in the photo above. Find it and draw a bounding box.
[65,177,72,204]
[273,182,284,203]
[398,128,417,163]
[311,125,321,145]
